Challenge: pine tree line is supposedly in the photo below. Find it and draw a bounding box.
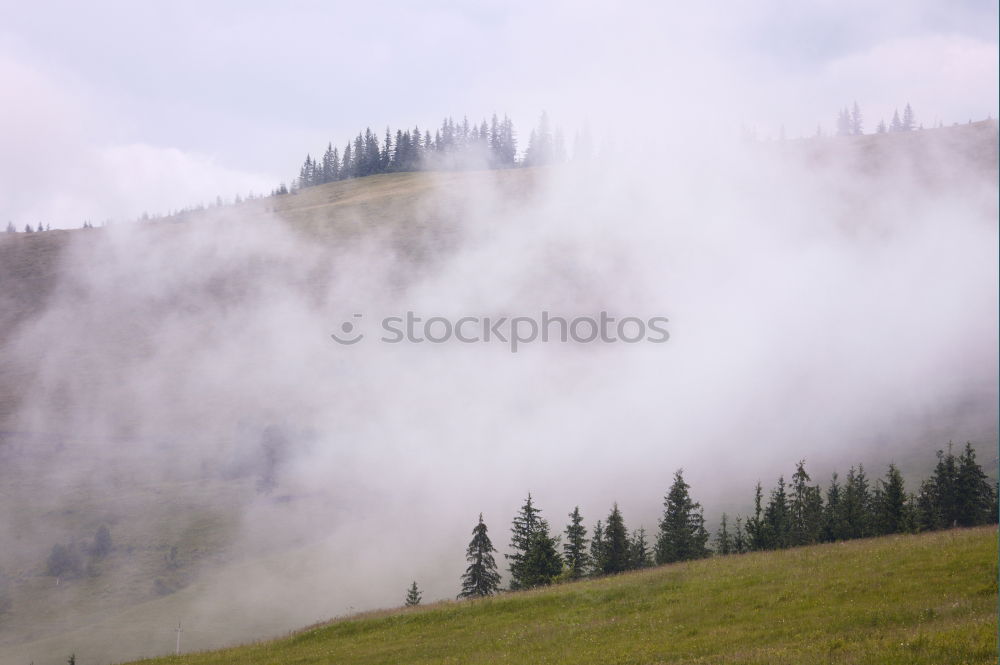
[453,469,711,598]
[291,112,575,191]
[729,443,996,554]
[836,102,918,137]
[6,222,50,233]
[450,444,996,601]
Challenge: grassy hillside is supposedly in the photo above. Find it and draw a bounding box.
[121,527,999,665]
[0,122,995,665]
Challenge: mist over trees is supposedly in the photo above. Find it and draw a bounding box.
[292,113,527,191]
[293,102,934,196]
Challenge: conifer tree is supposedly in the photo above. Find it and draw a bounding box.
[520,524,562,587]
[955,443,996,526]
[873,463,908,535]
[902,103,915,131]
[823,472,847,541]
[297,154,314,189]
[655,469,709,563]
[589,520,605,575]
[562,506,590,579]
[762,477,791,549]
[628,527,652,569]
[715,513,733,555]
[405,581,422,606]
[4,222,13,233]
[789,461,823,546]
[459,514,502,598]
[500,116,516,166]
[876,119,887,134]
[412,126,423,168]
[352,134,365,177]
[507,494,562,589]
[890,109,903,132]
[393,129,406,172]
[915,477,940,531]
[850,102,864,135]
[321,143,338,183]
[733,515,748,554]
[843,465,872,538]
[745,482,766,550]
[602,503,629,574]
[382,127,394,172]
[341,142,353,179]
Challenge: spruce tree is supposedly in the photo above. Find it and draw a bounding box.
[955,443,996,526]
[297,154,314,189]
[520,524,562,587]
[412,126,423,168]
[733,515,748,554]
[915,477,940,531]
[589,520,605,575]
[890,109,903,132]
[382,127,394,172]
[789,461,823,546]
[655,469,709,563]
[628,527,652,569]
[715,513,733,555]
[393,129,406,171]
[761,476,791,549]
[850,102,864,135]
[902,104,915,131]
[459,514,502,598]
[507,494,561,589]
[745,482,766,550]
[562,507,590,579]
[341,142,353,179]
[500,116,516,166]
[873,463,907,535]
[823,473,847,541]
[321,143,338,183]
[405,581,422,606]
[602,503,629,574]
[843,465,872,539]
[352,134,365,177]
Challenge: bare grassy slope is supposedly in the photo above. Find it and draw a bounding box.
[114,527,997,665]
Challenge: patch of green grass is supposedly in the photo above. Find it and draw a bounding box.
[134,527,997,665]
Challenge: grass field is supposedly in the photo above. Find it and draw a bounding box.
[129,527,998,665]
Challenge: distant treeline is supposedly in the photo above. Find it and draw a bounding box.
[296,103,935,197]
[287,112,579,196]
[451,443,997,600]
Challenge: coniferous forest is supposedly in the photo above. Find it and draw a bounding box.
[290,114,526,194]
[442,443,997,600]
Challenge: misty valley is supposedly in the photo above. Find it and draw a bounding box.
[0,9,997,661]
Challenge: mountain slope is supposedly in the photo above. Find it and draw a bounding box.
[120,527,998,665]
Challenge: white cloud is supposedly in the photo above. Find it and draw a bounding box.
[824,34,999,127]
[0,54,275,227]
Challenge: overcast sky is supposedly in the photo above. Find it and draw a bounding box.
[1,0,997,227]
